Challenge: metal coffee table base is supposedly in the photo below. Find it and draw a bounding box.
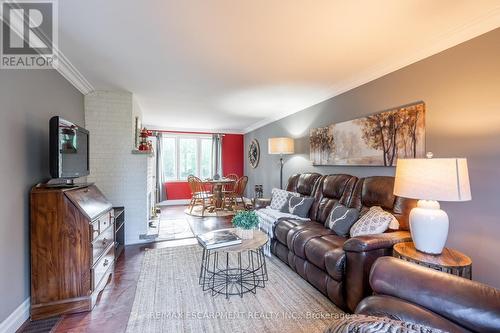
[199,247,268,298]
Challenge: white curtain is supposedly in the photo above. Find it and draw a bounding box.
[211,134,223,177]
[156,133,167,201]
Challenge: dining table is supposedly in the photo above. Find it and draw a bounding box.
[202,178,236,211]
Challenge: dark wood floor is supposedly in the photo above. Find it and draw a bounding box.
[50,205,232,333]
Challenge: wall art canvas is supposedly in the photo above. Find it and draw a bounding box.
[310,102,425,166]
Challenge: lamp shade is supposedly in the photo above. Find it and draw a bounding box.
[268,137,294,155]
[394,158,471,202]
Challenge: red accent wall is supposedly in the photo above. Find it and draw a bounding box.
[163,133,244,200]
[222,134,244,177]
[164,182,191,200]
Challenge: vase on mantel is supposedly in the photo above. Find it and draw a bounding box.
[237,228,254,240]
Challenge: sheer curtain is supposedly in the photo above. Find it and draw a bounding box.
[211,134,223,177]
[156,132,167,202]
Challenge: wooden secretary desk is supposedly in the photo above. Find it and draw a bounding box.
[30,183,115,320]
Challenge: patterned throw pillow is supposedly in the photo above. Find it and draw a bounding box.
[269,188,299,211]
[283,196,314,218]
[325,202,359,237]
[349,206,398,237]
[370,206,399,230]
[325,314,448,333]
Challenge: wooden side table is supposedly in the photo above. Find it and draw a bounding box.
[393,242,472,279]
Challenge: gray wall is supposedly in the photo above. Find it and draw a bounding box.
[245,28,500,288]
[0,70,83,322]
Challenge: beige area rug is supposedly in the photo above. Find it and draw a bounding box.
[126,245,344,333]
[184,205,246,217]
[157,218,195,241]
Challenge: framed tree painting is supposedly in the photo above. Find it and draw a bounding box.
[310,102,425,166]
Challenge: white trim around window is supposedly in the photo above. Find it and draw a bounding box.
[161,133,213,181]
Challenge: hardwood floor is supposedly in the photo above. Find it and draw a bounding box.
[49,205,232,333]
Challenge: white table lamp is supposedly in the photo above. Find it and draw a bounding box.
[268,137,294,189]
[394,155,471,254]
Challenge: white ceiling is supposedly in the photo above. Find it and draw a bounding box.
[58,0,500,133]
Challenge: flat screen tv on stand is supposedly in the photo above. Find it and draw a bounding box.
[47,116,90,187]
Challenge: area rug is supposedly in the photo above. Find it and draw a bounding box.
[157,218,195,241]
[126,245,344,333]
[184,205,245,217]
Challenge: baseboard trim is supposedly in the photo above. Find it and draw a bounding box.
[126,238,157,246]
[0,297,30,333]
[158,199,190,206]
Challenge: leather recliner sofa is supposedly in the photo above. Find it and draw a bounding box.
[260,173,417,312]
[356,257,500,333]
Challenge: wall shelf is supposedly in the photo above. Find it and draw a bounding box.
[131,149,153,156]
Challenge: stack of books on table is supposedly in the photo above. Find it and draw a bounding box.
[197,229,242,249]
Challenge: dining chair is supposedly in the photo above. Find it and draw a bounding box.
[187,176,213,216]
[224,176,248,210]
[222,173,239,195]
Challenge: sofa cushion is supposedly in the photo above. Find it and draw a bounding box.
[304,234,346,281]
[325,202,360,237]
[310,175,358,224]
[350,206,396,237]
[288,224,334,259]
[348,176,417,231]
[286,173,322,196]
[270,188,298,210]
[274,219,308,245]
[283,196,314,217]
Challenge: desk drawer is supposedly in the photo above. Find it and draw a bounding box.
[90,210,113,241]
[92,224,114,264]
[92,245,114,290]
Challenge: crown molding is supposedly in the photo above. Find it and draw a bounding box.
[143,124,244,135]
[54,50,95,95]
[1,0,94,94]
[243,8,500,134]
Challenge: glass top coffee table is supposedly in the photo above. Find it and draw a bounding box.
[198,228,269,298]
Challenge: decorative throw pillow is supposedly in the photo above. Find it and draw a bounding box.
[350,206,397,237]
[324,314,448,333]
[269,188,298,211]
[325,202,359,237]
[283,196,314,218]
[371,206,400,230]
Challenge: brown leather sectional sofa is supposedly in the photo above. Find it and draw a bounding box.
[259,173,417,312]
[357,257,500,333]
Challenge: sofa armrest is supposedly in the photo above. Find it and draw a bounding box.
[343,231,411,312]
[356,295,471,333]
[369,257,500,333]
[254,198,271,209]
[343,231,411,252]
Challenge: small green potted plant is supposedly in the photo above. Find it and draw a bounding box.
[232,210,259,239]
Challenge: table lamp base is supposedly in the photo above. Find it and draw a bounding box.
[409,200,449,255]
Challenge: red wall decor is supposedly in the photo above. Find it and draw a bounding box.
[160,132,244,200]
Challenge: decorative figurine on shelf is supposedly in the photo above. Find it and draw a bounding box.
[138,128,151,151]
[147,141,154,154]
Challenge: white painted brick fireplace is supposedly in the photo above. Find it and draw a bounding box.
[85,91,154,244]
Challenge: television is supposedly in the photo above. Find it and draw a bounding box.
[49,116,90,179]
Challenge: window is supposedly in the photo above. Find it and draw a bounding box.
[179,138,197,178]
[200,138,212,179]
[161,137,176,180]
[161,135,212,181]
